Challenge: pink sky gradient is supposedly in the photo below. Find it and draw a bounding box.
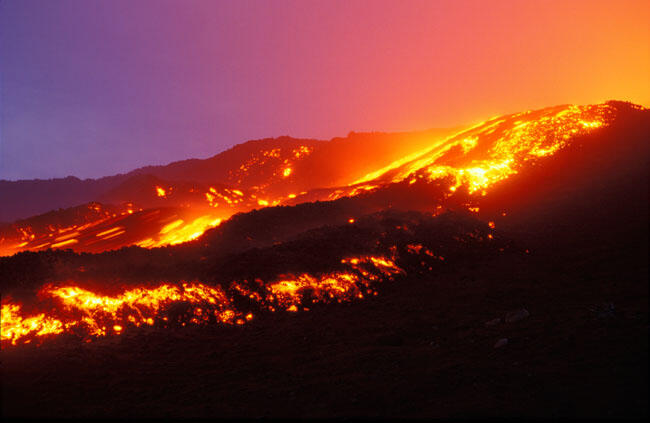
[1,0,648,180]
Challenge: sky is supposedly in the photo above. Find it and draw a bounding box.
[1,0,649,181]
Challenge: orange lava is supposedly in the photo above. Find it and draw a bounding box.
[1,103,639,258]
[1,254,403,347]
[347,103,617,198]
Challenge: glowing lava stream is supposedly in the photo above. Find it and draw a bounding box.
[136,215,223,248]
[345,103,617,197]
[1,254,406,347]
[0,103,632,258]
[137,103,614,247]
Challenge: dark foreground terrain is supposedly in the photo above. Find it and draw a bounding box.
[2,103,648,419]
[2,215,647,419]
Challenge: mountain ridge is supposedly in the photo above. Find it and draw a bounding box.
[0,128,457,222]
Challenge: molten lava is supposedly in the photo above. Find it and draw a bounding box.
[1,254,403,347]
[136,215,222,248]
[0,102,639,258]
[155,186,167,197]
[6,99,605,347]
[347,103,615,196]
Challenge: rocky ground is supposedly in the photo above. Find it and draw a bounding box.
[2,219,647,419]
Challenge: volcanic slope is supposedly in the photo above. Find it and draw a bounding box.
[1,102,648,260]
[0,101,648,418]
[1,181,647,418]
[0,128,457,256]
[0,128,456,223]
[1,101,647,293]
[0,102,627,257]
[0,102,639,259]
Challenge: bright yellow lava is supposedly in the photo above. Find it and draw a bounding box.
[1,255,404,346]
[351,103,616,194]
[136,216,222,248]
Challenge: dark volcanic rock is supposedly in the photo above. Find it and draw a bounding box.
[376,333,405,347]
[485,318,501,327]
[505,308,530,323]
[494,338,509,349]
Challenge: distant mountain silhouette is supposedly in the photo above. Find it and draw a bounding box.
[0,175,130,224]
[0,129,456,223]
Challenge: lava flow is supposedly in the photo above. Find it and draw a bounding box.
[1,254,404,347]
[0,102,630,258]
[336,103,616,199]
[0,145,317,256]
[1,99,643,347]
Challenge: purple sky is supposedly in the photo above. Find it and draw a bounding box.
[1,0,649,180]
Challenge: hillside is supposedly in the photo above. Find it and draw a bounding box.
[1,178,647,418]
[0,128,457,223]
[0,101,648,419]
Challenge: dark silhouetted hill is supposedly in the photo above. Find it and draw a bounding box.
[0,129,457,223]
